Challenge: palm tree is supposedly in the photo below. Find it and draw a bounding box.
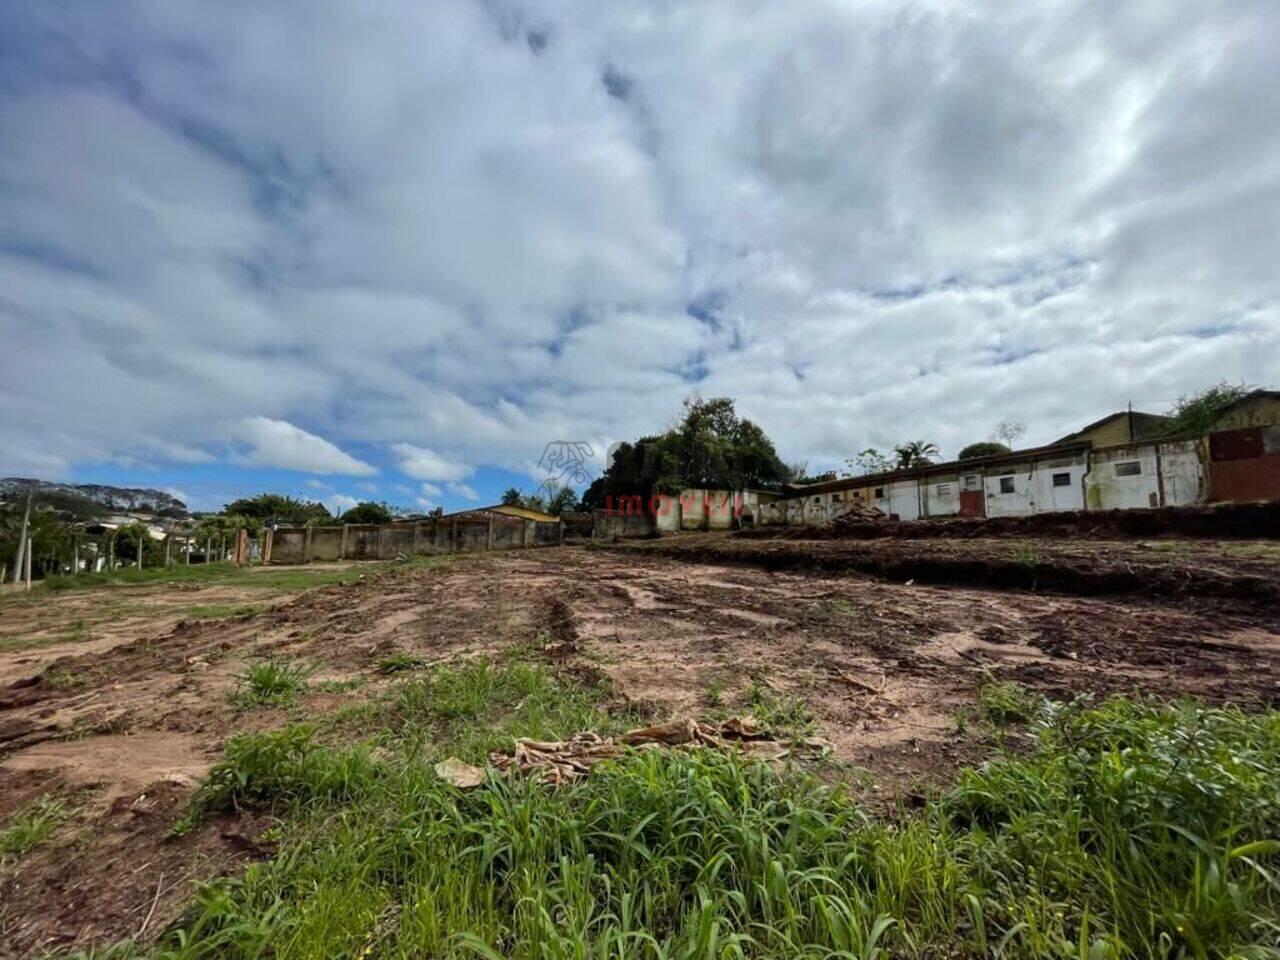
[893,440,940,469]
[500,487,523,505]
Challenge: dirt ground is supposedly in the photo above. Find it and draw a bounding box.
[2,537,1279,957]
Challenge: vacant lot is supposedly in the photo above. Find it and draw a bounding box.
[1,537,1278,958]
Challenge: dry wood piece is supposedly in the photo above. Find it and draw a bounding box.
[489,717,834,785]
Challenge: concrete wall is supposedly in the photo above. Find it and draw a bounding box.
[1158,440,1204,506]
[984,462,1036,517]
[267,516,563,564]
[593,511,658,541]
[1087,446,1164,510]
[1032,455,1088,513]
[1215,396,1280,431]
[654,495,682,533]
[922,473,961,518]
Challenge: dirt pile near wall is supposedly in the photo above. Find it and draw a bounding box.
[754,501,1280,541]
[621,534,1280,604]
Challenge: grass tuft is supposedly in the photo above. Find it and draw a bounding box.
[229,659,313,709]
[0,796,69,862]
[376,651,425,675]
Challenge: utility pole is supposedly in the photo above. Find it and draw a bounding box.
[11,492,31,585]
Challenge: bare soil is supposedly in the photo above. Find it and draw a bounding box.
[2,537,1279,957]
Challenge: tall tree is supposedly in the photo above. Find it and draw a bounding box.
[500,487,523,505]
[338,501,393,525]
[580,397,789,507]
[223,494,331,525]
[1163,381,1255,436]
[893,440,940,469]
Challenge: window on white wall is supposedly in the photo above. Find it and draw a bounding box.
[1115,461,1142,477]
[962,475,980,490]
[1052,472,1071,487]
[999,476,1016,493]
[936,483,952,495]
[874,487,885,498]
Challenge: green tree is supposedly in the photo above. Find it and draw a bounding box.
[1163,381,1255,436]
[223,494,331,525]
[500,487,523,505]
[113,521,159,567]
[893,441,939,469]
[580,397,789,508]
[1,505,76,578]
[957,441,1010,460]
[544,485,579,515]
[338,501,394,525]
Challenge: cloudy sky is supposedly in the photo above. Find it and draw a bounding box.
[2,1,1277,513]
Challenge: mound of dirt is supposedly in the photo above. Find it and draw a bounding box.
[753,501,1280,542]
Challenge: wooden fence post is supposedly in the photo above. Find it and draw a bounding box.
[486,515,494,551]
[451,518,457,554]
[557,521,564,546]
[303,525,313,564]
[411,522,420,556]
[263,528,274,565]
[340,524,349,560]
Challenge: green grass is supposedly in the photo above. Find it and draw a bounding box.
[977,678,1044,726]
[1011,541,1041,566]
[743,679,817,739]
[376,651,425,675]
[0,618,90,654]
[0,796,69,862]
[228,659,314,709]
[85,692,1280,960]
[36,559,426,596]
[393,657,630,762]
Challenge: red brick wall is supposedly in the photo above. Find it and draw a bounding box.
[1208,426,1280,502]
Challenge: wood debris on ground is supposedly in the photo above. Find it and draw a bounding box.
[479,716,834,786]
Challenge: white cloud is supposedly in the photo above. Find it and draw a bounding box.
[326,493,359,516]
[392,443,473,483]
[418,482,443,498]
[448,482,480,502]
[236,417,377,476]
[0,1,1276,483]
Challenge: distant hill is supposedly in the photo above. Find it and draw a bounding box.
[0,478,189,520]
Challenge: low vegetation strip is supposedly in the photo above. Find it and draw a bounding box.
[66,664,1280,959]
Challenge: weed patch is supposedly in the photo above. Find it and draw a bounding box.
[395,658,626,762]
[376,651,425,675]
[0,796,69,863]
[228,659,313,709]
[977,679,1045,726]
[123,696,1280,959]
[743,679,817,739]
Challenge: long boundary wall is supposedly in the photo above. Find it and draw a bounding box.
[266,515,562,564]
